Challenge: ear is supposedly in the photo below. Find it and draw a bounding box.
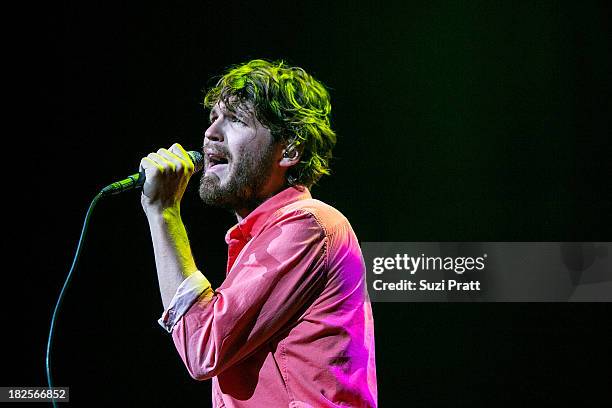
[279,144,301,168]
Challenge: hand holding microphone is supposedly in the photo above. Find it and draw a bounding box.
[139,143,203,212]
[101,143,204,212]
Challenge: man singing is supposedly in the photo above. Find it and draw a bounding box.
[140,59,377,407]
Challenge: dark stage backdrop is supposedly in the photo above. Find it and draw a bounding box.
[9,1,611,406]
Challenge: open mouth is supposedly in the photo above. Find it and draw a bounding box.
[206,153,229,170]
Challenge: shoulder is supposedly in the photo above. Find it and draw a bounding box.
[279,198,350,238]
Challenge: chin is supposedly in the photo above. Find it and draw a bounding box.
[199,175,223,204]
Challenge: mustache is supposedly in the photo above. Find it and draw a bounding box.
[202,144,232,161]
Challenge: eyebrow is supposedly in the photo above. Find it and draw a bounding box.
[209,106,220,119]
[209,105,252,121]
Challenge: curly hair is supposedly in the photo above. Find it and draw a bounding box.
[203,59,337,188]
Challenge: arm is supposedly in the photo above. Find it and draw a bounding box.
[146,207,199,310]
[140,143,202,309]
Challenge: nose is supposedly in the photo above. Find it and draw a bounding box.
[204,119,224,143]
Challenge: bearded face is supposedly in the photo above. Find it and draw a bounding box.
[199,102,279,212]
[199,138,277,211]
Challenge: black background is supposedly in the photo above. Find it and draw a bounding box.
[7,1,611,406]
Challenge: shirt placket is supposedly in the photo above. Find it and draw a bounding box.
[226,226,248,274]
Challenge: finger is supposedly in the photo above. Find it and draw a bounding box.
[157,148,184,173]
[169,143,194,173]
[169,143,191,165]
[139,156,164,174]
[148,152,176,172]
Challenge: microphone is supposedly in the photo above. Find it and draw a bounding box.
[100,150,204,196]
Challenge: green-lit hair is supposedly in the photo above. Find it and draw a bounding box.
[203,59,337,188]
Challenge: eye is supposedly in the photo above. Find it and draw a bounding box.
[229,116,246,125]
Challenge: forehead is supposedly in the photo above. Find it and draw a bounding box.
[209,98,255,117]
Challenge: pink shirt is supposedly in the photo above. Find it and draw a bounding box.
[159,186,377,407]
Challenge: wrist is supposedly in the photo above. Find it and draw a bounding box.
[142,193,180,216]
[145,204,181,224]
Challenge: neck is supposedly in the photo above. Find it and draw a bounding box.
[233,182,291,222]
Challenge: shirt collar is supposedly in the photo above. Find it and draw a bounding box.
[225,185,311,244]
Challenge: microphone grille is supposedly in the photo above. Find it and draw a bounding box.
[187,151,205,173]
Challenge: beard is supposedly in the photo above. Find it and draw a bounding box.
[199,141,277,212]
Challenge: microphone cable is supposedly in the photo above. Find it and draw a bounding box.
[45,191,103,408]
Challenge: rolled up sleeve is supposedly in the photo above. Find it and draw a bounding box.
[158,271,214,333]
